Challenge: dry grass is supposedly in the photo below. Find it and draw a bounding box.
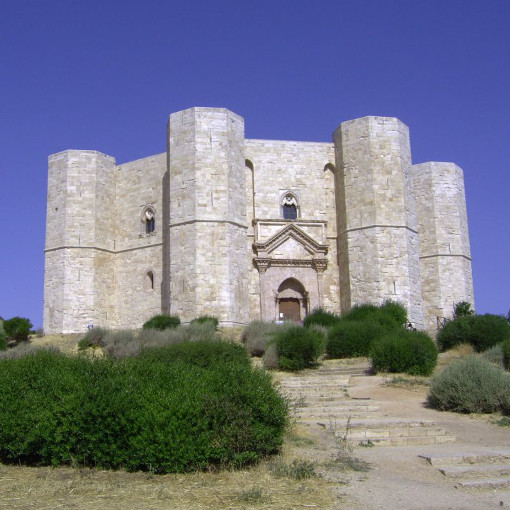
[436,342,475,370]
[0,447,337,510]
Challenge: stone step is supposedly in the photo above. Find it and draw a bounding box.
[438,464,510,479]
[296,404,380,416]
[345,426,451,440]
[419,450,510,468]
[456,477,510,489]
[332,417,438,429]
[345,435,456,447]
[298,399,375,408]
[280,379,351,388]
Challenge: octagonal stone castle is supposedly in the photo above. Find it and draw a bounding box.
[43,107,474,334]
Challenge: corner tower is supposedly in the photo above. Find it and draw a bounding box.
[43,150,117,333]
[412,162,474,331]
[167,107,249,325]
[334,117,424,328]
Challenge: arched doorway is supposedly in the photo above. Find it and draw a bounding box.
[276,278,308,322]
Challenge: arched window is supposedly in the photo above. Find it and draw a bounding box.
[142,207,156,234]
[282,193,298,220]
[145,271,154,291]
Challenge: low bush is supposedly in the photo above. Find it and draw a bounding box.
[303,308,341,329]
[78,327,109,350]
[142,314,181,331]
[437,314,510,352]
[428,356,510,414]
[3,317,33,342]
[0,343,58,360]
[482,343,504,368]
[190,316,219,329]
[327,320,385,358]
[0,331,7,351]
[0,344,288,472]
[343,301,408,330]
[272,326,325,371]
[102,322,220,359]
[242,321,285,357]
[370,329,437,376]
[502,338,510,371]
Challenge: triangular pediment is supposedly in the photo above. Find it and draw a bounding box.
[254,223,328,257]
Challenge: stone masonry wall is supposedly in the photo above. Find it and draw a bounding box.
[244,139,339,319]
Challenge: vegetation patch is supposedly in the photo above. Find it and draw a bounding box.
[327,320,385,358]
[271,326,325,371]
[437,313,510,352]
[142,314,181,331]
[190,315,219,329]
[428,356,510,414]
[242,320,288,357]
[2,316,32,342]
[0,343,288,473]
[370,329,438,376]
[303,308,341,329]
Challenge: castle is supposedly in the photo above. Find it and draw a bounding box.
[44,107,474,334]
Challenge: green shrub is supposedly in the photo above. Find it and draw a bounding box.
[502,338,510,371]
[3,317,33,341]
[0,331,7,351]
[303,308,341,329]
[437,314,510,352]
[137,340,251,369]
[482,344,504,368]
[327,320,385,358]
[272,326,325,371]
[428,356,510,414]
[102,323,220,359]
[453,301,474,319]
[142,314,181,331]
[343,301,408,330]
[78,327,109,350]
[190,316,219,329]
[370,329,438,376]
[0,344,288,472]
[242,321,287,357]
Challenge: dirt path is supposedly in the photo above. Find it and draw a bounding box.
[278,363,510,510]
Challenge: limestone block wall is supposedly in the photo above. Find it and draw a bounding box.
[412,162,474,331]
[168,107,249,325]
[44,150,116,333]
[244,139,340,318]
[113,154,166,328]
[334,117,424,328]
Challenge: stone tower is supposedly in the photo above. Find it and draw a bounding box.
[412,162,474,331]
[43,150,116,333]
[167,107,249,325]
[333,117,424,328]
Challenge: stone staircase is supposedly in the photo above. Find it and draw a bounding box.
[420,450,510,489]
[279,360,456,447]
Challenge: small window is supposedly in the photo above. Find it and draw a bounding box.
[145,271,154,291]
[142,207,156,234]
[282,193,298,220]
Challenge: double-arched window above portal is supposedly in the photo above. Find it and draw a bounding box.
[281,192,299,220]
[141,206,156,235]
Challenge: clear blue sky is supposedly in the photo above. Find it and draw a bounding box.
[1,1,509,328]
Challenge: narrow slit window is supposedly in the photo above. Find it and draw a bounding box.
[143,207,156,234]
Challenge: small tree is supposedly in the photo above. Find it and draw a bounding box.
[453,301,474,319]
[3,317,33,342]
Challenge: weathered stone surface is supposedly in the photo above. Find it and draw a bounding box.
[43,107,474,333]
